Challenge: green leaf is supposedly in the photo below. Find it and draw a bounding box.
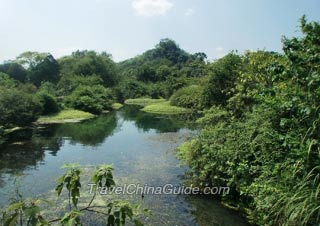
[7,201,24,211]
[3,212,19,226]
[23,205,40,218]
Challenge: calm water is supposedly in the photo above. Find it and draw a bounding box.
[0,106,248,226]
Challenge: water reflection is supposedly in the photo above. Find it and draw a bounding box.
[0,112,118,188]
[0,106,248,225]
[119,105,193,133]
[0,107,190,189]
[54,112,117,146]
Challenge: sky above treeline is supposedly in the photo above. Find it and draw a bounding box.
[0,0,319,62]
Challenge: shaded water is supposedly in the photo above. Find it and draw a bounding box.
[0,106,248,226]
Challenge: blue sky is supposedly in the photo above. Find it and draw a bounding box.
[0,0,319,62]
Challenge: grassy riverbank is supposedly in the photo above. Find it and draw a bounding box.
[141,101,189,114]
[124,98,166,107]
[37,110,95,124]
[124,98,189,114]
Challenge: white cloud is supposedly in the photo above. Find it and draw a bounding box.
[185,8,195,16]
[131,0,174,17]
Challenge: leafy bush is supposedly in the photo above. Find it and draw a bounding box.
[66,85,113,114]
[170,85,204,110]
[37,92,60,115]
[0,88,41,127]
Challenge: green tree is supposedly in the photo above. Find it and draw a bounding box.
[28,54,60,86]
[135,64,157,82]
[15,51,48,68]
[15,52,60,86]
[59,50,118,86]
[0,62,27,82]
[228,50,287,115]
[0,72,16,88]
[57,74,103,96]
[203,52,242,107]
[154,38,189,64]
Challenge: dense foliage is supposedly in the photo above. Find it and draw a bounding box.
[170,85,204,110]
[0,87,41,127]
[59,50,118,86]
[0,62,27,82]
[65,85,113,114]
[178,16,320,226]
[202,52,242,107]
[116,38,207,99]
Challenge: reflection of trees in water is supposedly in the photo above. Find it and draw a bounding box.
[0,142,46,187]
[0,108,191,189]
[54,112,117,146]
[0,128,47,172]
[0,112,118,188]
[119,105,191,133]
[0,144,44,173]
[32,126,64,156]
[0,127,57,188]
[0,127,62,187]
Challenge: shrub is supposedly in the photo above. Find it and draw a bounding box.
[0,88,41,127]
[37,92,60,115]
[170,85,204,110]
[65,85,113,114]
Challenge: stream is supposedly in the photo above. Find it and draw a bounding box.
[0,105,249,226]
